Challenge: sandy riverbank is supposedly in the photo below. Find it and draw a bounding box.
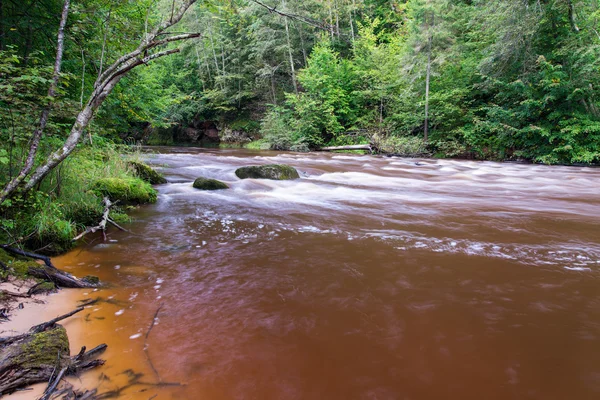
[1,281,90,399]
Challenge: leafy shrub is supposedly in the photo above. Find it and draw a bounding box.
[371,133,429,155]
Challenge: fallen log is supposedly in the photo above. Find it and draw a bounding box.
[0,308,107,396]
[0,245,55,269]
[0,245,95,288]
[319,144,372,151]
[27,264,95,289]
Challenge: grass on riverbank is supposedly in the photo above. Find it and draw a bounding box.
[0,143,164,254]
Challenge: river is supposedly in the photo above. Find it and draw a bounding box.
[48,148,600,399]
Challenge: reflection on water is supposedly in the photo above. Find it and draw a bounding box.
[48,148,600,399]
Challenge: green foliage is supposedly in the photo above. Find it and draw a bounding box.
[372,133,429,156]
[0,142,146,253]
[0,0,599,261]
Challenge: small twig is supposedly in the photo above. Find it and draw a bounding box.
[107,218,131,233]
[40,366,67,400]
[27,281,51,296]
[47,351,62,393]
[31,307,85,333]
[145,304,163,340]
[144,304,164,382]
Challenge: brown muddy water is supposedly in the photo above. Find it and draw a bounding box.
[32,148,600,399]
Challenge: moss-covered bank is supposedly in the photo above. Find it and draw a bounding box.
[0,145,164,255]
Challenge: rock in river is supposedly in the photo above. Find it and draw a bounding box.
[129,161,167,184]
[235,164,299,180]
[193,177,229,190]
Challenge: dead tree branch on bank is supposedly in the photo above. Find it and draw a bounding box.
[319,144,372,152]
[0,0,201,204]
[0,244,55,268]
[0,245,96,288]
[250,0,338,34]
[73,198,115,242]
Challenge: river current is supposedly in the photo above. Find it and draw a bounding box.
[42,148,600,399]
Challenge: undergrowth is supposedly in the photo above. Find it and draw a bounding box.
[0,141,159,254]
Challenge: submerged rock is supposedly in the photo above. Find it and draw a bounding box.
[193,177,229,190]
[129,161,167,184]
[235,164,299,180]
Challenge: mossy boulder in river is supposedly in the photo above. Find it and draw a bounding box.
[129,161,167,184]
[193,177,229,190]
[235,164,299,180]
[92,177,157,204]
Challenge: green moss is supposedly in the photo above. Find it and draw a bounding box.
[10,261,38,279]
[244,139,270,150]
[0,249,13,265]
[92,177,157,205]
[82,275,100,285]
[193,177,229,190]
[129,161,167,184]
[235,164,300,180]
[29,282,56,295]
[18,326,70,369]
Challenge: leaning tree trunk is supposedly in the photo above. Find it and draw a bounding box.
[283,0,298,94]
[0,0,200,205]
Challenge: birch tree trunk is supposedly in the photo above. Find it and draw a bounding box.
[0,0,71,203]
[0,0,201,204]
[424,33,432,142]
[283,1,298,94]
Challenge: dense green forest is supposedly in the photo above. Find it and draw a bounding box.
[1,0,600,251]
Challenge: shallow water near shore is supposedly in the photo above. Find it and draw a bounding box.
[24,148,600,399]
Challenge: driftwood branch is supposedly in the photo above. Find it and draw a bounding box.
[40,366,67,400]
[0,244,55,268]
[0,289,30,299]
[319,144,372,151]
[73,197,113,241]
[0,307,107,396]
[32,307,85,334]
[107,218,130,233]
[0,307,83,347]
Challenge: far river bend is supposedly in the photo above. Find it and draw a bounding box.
[53,147,600,399]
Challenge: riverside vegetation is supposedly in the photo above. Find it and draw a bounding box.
[0,1,598,397]
[2,0,600,248]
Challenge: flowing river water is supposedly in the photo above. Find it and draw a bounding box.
[24,148,600,399]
